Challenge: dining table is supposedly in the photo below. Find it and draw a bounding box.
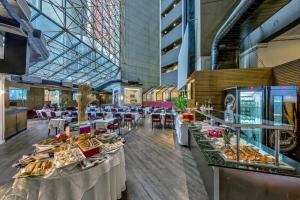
[93,118,115,130]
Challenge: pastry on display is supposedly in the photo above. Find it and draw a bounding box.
[54,148,85,168]
[18,160,53,177]
[223,145,275,164]
[38,138,61,146]
[52,143,69,153]
[96,134,124,144]
[77,138,102,150]
[102,141,123,152]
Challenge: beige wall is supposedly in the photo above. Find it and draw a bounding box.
[240,39,300,68]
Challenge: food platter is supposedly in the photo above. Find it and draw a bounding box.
[15,160,54,178]
[13,132,125,179]
[102,141,123,153]
[54,148,86,169]
[210,137,294,170]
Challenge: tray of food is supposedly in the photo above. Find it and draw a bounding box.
[16,160,54,178]
[13,155,36,168]
[219,144,294,170]
[77,136,102,157]
[102,141,123,153]
[206,127,224,138]
[80,156,108,170]
[54,148,85,169]
[35,138,62,148]
[96,134,124,144]
[52,143,69,153]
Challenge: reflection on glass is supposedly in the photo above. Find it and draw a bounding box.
[274,96,283,125]
[9,87,27,100]
[240,91,263,143]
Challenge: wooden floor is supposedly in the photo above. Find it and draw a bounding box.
[0,118,208,200]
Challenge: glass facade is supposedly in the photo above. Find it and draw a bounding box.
[27,0,121,87]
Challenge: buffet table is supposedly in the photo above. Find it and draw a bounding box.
[175,116,189,146]
[4,147,126,200]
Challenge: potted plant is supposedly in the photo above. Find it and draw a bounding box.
[172,95,187,113]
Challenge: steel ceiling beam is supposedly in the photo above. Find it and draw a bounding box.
[29,42,81,74]
[28,2,119,67]
[46,50,93,78]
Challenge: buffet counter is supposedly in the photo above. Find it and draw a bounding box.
[5,107,28,139]
[190,127,300,200]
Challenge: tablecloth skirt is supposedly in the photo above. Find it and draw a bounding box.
[3,147,126,200]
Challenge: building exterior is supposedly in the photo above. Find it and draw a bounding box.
[120,0,160,92]
[160,0,183,86]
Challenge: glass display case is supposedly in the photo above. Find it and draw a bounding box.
[193,109,300,176]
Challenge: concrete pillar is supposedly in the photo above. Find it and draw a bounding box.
[0,74,5,143]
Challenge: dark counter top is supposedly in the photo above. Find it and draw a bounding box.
[190,128,300,178]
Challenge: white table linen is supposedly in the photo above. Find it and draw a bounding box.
[175,117,189,146]
[94,118,114,129]
[48,119,66,131]
[3,147,126,200]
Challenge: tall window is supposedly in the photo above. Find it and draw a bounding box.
[45,89,60,105]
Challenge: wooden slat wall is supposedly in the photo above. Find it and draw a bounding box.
[272,59,300,86]
[188,68,273,110]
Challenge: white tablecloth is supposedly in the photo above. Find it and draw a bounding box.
[94,118,114,129]
[48,119,66,131]
[175,117,189,146]
[3,147,126,200]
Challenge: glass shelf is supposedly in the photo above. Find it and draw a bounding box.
[191,130,300,178]
[196,109,294,130]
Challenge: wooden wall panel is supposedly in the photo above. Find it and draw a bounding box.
[272,59,300,86]
[188,68,273,110]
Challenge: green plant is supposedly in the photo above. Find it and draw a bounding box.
[172,96,187,111]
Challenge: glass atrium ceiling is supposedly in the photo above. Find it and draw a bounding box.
[27,0,121,87]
